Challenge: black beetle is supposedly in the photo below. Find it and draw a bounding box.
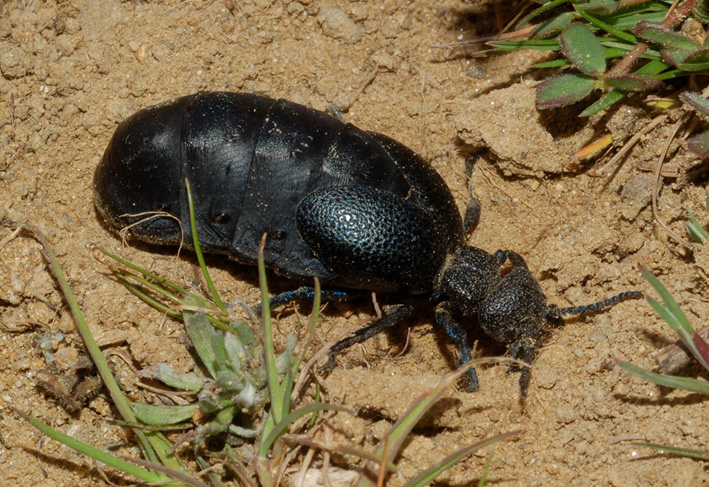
[94,91,640,396]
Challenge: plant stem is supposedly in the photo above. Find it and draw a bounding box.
[608,0,700,75]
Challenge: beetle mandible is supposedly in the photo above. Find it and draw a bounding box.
[94,91,640,396]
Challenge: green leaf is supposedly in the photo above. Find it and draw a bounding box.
[635,21,702,51]
[677,60,709,72]
[680,92,709,119]
[133,403,199,426]
[185,311,220,378]
[531,12,574,39]
[185,178,227,314]
[617,361,709,395]
[682,48,709,64]
[580,89,626,116]
[537,74,596,108]
[137,364,204,391]
[689,132,709,158]
[686,208,709,242]
[559,23,607,76]
[662,48,709,70]
[604,73,659,91]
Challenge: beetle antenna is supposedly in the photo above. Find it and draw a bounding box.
[547,290,643,320]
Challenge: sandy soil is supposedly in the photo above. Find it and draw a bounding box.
[1,1,708,486]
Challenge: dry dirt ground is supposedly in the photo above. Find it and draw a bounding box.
[1,1,708,486]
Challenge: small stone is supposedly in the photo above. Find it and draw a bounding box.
[319,7,362,44]
[0,45,30,80]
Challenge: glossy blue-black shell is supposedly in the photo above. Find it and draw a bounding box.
[94,92,464,294]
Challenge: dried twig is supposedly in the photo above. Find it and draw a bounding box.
[652,117,693,249]
[652,325,709,374]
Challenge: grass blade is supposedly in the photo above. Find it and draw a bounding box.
[402,430,522,487]
[616,360,709,395]
[29,226,180,472]
[259,403,352,455]
[185,178,227,314]
[637,442,709,460]
[13,408,163,483]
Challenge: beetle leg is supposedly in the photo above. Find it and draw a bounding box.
[494,249,528,269]
[434,301,479,391]
[508,336,537,397]
[266,286,362,310]
[322,303,414,373]
[463,150,485,233]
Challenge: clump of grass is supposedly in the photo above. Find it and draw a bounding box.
[9,180,520,486]
[483,0,709,128]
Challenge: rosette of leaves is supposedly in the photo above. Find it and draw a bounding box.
[132,302,296,442]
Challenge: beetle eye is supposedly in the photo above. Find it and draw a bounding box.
[214,213,231,224]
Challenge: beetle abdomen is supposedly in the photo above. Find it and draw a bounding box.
[94,92,463,293]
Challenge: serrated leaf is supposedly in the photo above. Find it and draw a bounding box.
[537,74,595,108]
[636,21,703,51]
[137,364,204,391]
[531,12,574,40]
[604,73,659,91]
[560,23,607,76]
[681,92,709,119]
[689,132,709,158]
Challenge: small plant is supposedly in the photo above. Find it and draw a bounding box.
[485,0,709,119]
[617,266,709,461]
